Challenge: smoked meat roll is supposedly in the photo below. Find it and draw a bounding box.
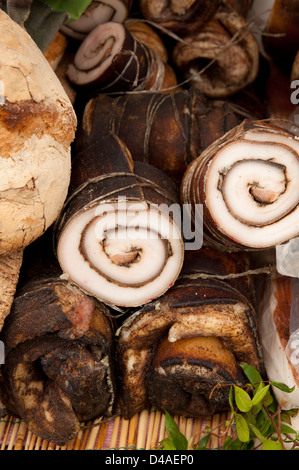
[125,19,178,92]
[263,0,299,72]
[139,0,221,37]
[181,119,299,252]
[66,21,170,93]
[75,88,256,183]
[55,133,184,308]
[125,18,169,64]
[116,247,264,419]
[172,4,259,98]
[291,51,299,82]
[224,0,253,18]
[259,275,299,412]
[61,0,133,40]
[0,233,115,446]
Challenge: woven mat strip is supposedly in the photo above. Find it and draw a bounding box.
[0,411,231,450]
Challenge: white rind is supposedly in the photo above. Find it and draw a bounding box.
[0,9,76,254]
[57,202,184,307]
[205,130,299,248]
[260,279,299,411]
[67,22,126,86]
[0,135,71,253]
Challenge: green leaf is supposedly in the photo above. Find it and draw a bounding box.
[40,0,92,21]
[251,382,264,413]
[252,400,263,415]
[262,439,284,450]
[228,386,235,415]
[164,411,188,450]
[252,384,270,406]
[234,386,252,412]
[222,436,233,450]
[280,423,298,435]
[157,437,178,450]
[240,364,263,385]
[262,390,274,409]
[245,409,256,426]
[281,409,299,426]
[235,413,250,442]
[194,433,210,450]
[256,410,273,436]
[248,423,267,443]
[226,437,254,450]
[259,418,274,437]
[267,396,278,414]
[272,382,295,393]
[222,436,252,450]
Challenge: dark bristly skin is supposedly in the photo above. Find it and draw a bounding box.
[66,22,168,95]
[181,119,299,252]
[116,247,264,419]
[263,0,299,73]
[172,4,259,99]
[58,132,180,233]
[0,232,115,446]
[291,52,299,81]
[223,0,253,17]
[139,0,221,37]
[61,0,134,40]
[75,88,257,184]
[54,132,184,308]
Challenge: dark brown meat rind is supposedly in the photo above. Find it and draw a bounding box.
[181,119,299,252]
[54,132,184,308]
[0,234,115,446]
[75,88,256,183]
[139,0,221,36]
[172,4,259,98]
[116,247,264,419]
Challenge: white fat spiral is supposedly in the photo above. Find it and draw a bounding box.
[57,200,184,307]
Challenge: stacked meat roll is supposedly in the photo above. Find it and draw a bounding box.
[6,0,299,447]
[181,119,299,251]
[172,2,259,98]
[55,133,184,308]
[61,0,133,40]
[0,233,115,446]
[116,247,264,419]
[75,88,257,183]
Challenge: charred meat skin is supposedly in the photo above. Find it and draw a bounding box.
[0,234,115,446]
[55,133,184,308]
[75,88,258,184]
[116,248,264,419]
[61,0,133,40]
[181,119,299,251]
[139,0,221,36]
[66,21,173,94]
[172,5,259,98]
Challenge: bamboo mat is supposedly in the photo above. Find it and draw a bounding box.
[0,409,232,450]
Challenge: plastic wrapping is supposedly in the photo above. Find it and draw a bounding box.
[260,275,299,416]
[276,237,299,278]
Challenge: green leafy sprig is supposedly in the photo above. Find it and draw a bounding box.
[40,0,92,22]
[157,364,299,451]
